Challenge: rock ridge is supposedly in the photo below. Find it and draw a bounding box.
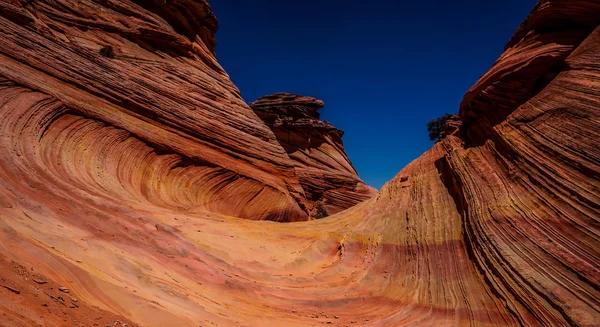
[250,92,377,216]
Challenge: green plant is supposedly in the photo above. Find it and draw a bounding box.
[313,202,329,219]
[426,113,453,141]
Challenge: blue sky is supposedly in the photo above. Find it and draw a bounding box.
[209,0,537,189]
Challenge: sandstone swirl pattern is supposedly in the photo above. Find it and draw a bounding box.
[0,0,312,222]
[0,0,598,326]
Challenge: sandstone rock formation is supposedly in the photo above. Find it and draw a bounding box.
[250,93,377,216]
[0,0,598,326]
[0,0,314,222]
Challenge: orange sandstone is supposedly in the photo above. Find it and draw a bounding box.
[0,0,598,326]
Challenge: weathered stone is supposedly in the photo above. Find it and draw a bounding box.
[0,0,597,326]
[250,93,377,216]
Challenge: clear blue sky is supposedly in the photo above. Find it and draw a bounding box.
[209,0,537,189]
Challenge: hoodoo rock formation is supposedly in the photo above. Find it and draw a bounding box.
[250,93,377,216]
[0,0,599,326]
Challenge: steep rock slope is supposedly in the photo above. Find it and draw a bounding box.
[439,1,600,323]
[0,0,311,222]
[250,93,377,216]
[0,0,598,326]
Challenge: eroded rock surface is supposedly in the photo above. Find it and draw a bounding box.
[0,0,598,326]
[250,93,377,216]
[0,0,313,222]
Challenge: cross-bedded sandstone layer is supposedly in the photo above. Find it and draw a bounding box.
[0,0,314,222]
[0,0,598,326]
[250,93,377,217]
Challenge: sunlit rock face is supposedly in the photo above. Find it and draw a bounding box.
[0,0,315,222]
[250,93,377,217]
[0,0,598,326]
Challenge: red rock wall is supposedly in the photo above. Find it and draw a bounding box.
[0,0,598,326]
[250,93,377,217]
[0,0,310,222]
[441,2,600,322]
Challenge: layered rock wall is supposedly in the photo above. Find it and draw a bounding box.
[0,0,311,222]
[250,93,377,216]
[0,0,598,326]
